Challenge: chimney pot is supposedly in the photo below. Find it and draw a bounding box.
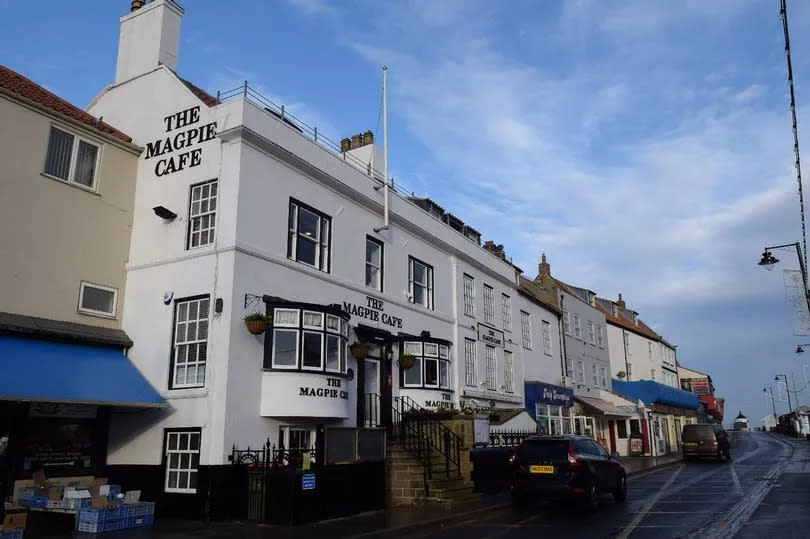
[351,133,362,148]
[131,0,144,11]
[363,130,374,146]
[537,252,551,282]
[616,293,626,309]
[340,138,351,152]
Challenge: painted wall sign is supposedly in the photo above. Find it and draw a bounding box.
[477,324,505,348]
[425,392,454,409]
[299,377,349,400]
[145,105,218,177]
[342,296,403,329]
[525,381,574,408]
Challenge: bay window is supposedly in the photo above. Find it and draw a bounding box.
[401,340,451,390]
[264,301,349,374]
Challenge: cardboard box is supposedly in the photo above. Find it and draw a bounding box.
[91,495,110,508]
[0,513,27,531]
[47,486,65,501]
[91,478,107,496]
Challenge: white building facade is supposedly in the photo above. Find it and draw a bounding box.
[85,0,565,512]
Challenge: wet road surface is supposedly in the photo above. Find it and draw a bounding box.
[399,431,800,539]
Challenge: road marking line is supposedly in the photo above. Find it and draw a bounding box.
[730,463,743,496]
[616,464,685,539]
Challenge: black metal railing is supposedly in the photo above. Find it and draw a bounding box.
[363,393,381,428]
[392,395,462,480]
[488,430,536,447]
[230,439,317,470]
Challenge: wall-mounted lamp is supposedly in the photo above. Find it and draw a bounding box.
[153,206,177,220]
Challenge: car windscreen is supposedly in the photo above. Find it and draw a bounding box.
[520,440,569,461]
[682,426,714,442]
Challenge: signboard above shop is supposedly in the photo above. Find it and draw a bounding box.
[477,324,505,348]
[525,381,574,408]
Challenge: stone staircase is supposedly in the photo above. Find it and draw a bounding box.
[387,441,477,507]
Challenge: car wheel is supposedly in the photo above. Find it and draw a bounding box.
[613,473,627,503]
[581,482,599,512]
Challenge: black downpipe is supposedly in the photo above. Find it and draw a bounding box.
[622,329,630,381]
[559,293,569,379]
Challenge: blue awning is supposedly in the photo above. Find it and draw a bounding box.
[0,336,166,408]
[611,379,699,410]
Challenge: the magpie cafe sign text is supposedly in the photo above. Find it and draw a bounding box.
[145,105,217,177]
[477,324,504,348]
[299,377,349,400]
[343,296,403,329]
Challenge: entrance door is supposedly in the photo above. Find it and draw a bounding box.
[608,420,617,453]
[363,359,380,427]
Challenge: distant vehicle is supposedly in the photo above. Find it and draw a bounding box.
[733,411,750,431]
[682,424,731,461]
[509,435,626,511]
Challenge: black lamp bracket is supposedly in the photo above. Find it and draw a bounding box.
[244,293,263,310]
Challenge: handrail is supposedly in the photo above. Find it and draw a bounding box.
[392,395,462,479]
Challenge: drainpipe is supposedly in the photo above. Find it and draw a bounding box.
[622,329,630,381]
[450,256,460,409]
[559,293,568,380]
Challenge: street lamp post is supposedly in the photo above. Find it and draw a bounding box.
[758,243,810,317]
[776,374,794,412]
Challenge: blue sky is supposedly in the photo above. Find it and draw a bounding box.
[4,0,810,424]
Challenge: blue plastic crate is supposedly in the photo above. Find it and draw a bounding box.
[0,530,24,539]
[77,507,103,523]
[133,513,153,527]
[28,497,48,509]
[77,521,100,533]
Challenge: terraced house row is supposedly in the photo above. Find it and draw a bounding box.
[0,0,722,521]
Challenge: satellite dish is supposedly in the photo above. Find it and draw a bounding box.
[616,371,626,379]
[163,291,174,305]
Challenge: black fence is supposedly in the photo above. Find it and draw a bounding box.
[230,427,386,524]
[488,429,536,447]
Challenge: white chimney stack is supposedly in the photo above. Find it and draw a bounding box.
[115,0,184,84]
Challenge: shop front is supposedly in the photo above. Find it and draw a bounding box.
[524,381,574,435]
[573,396,633,452]
[0,332,165,505]
[611,379,699,456]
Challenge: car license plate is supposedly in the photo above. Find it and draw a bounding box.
[684,442,698,446]
[530,465,554,474]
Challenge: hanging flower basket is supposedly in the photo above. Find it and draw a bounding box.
[244,313,272,335]
[400,353,416,370]
[350,342,369,360]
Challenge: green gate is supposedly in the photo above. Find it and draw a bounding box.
[247,468,267,522]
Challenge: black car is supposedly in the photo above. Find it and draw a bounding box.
[509,435,627,511]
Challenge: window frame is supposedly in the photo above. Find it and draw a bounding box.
[503,349,514,393]
[77,281,118,318]
[485,345,497,391]
[587,321,595,344]
[163,428,201,494]
[599,366,607,388]
[287,198,332,273]
[596,324,604,347]
[408,256,434,310]
[575,359,585,383]
[463,274,475,317]
[520,311,532,349]
[186,179,218,250]
[42,124,102,191]
[502,294,512,331]
[464,338,477,387]
[563,310,571,335]
[573,314,582,339]
[542,320,552,356]
[591,363,598,386]
[365,236,384,292]
[483,284,495,325]
[169,295,210,390]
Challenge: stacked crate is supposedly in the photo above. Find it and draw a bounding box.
[75,503,154,534]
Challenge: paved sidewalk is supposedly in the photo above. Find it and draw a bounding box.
[619,452,683,476]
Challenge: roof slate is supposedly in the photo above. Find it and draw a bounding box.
[0,64,132,143]
[179,77,218,107]
[0,312,133,348]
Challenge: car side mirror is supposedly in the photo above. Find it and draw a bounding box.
[610,451,619,459]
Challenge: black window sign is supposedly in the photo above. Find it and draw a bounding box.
[145,105,218,177]
[343,296,403,329]
[477,324,504,348]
